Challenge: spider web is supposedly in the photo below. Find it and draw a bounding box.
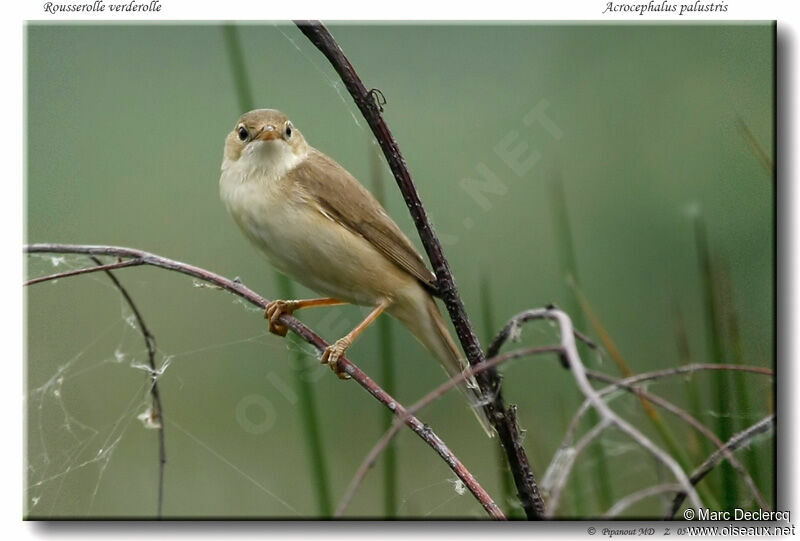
[24,254,303,518]
[23,26,479,519]
[25,25,775,519]
[23,257,776,519]
[23,252,502,519]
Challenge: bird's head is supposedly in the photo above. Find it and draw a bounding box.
[223,109,309,172]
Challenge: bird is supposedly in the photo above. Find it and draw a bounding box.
[219,108,492,436]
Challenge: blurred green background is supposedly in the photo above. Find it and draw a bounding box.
[25,23,774,518]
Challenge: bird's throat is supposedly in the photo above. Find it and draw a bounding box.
[228,141,307,185]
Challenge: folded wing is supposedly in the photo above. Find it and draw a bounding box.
[292,148,437,289]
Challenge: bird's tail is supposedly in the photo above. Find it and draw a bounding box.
[390,286,494,438]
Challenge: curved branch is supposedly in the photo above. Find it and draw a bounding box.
[562,364,773,448]
[604,484,682,518]
[544,419,612,514]
[336,345,561,516]
[586,369,768,510]
[88,256,166,518]
[294,21,545,518]
[545,363,772,515]
[492,308,703,511]
[668,415,775,517]
[339,315,774,517]
[486,305,596,359]
[24,243,504,519]
[24,258,144,286]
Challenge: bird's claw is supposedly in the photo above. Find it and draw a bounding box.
[264,300,299,337]
[321,338,352,380]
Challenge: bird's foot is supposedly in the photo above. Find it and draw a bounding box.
[264,300,300,337]
[321,337,352,380]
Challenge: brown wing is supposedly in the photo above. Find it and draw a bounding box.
[291,148,437,288]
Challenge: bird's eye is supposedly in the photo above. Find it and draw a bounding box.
[237,126,249,141]
[285,123,293,138]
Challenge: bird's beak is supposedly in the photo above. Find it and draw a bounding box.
[254,126,280,141]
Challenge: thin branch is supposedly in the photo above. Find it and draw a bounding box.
[88,256,166,518]
[486,306,596,359]
[562,364,773,447]
[600,363,774,383]
[494,308,703,513]
[336,345,561,517]
[294,21,545,518]
[24,258,144,286]
[544,419,611,514]
[338,314,772,516]
[669,415,775,517]
[24,243,504,519]
[604,484,681,518]
[586,369,767,510]
[546,364,772,515]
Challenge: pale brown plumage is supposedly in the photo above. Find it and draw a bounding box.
[293,148,437,290]
[220,108,492,436]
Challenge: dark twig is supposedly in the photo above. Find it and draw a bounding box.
[295,21,545,517]
[24,243,504,519]
[88,256,166,518]
[479,278,520,519]
[668,415,775,517]
[486,306,595,359]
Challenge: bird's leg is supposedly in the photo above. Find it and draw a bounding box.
[322,300,390,379]
[264,297,347,337]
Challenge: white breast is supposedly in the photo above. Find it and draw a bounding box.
[220,141,416,306]
[219,141,306,273]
